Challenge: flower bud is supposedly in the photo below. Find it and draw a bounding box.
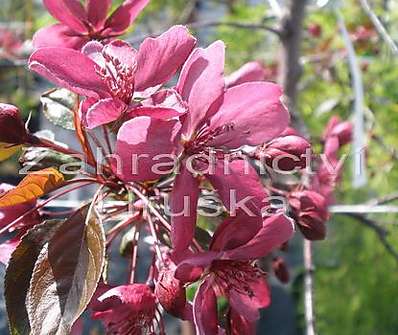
[308,23,322,38]
[0,103,28,144]
[289,190,329,240]
[323,116,352,146]
[155,268,190,319]
[258,135,311,171]
[272,257,290,284]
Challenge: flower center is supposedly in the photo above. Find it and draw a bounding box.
[97,50,136,104]
[211,260,264,298]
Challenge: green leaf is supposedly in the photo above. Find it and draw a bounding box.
[5,220,64,335]
[41,88,77,130]
[27,203,106,335]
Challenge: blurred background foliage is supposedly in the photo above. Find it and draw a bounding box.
[1,0,398,334]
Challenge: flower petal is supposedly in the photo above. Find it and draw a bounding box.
[221,213,294,261]
[131,106,184,120]
[205,159,267,216]
[85,98,126,129]
[113,116,181,182]
[228,273,270,322]
[135,26,196,92]
[29,48,108,98]
[43,0,87,33]
[87,0,112,29]
[170,167,200,252]
[208,82,289,149]
[193,280,219,335]
[104,0,150,35]
[32,24,87,50]
[174,252,219,284]
[176,40,225,138]
[225,61,266,88]
[229,308,257,335]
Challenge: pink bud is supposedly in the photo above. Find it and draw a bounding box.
[289,190,329,240]
[258,135,311,171]
[308,23,322,38]
[0,103,28,144]
[155,268,189,319]
[272,257,290,284]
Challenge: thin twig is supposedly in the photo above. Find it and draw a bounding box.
[128,20,280,44]
[303,239,316,335]
[359,0,398,56]
[343,213,398,264]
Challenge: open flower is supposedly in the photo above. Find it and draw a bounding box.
[91,284,157,334]
[113,41,289,251]
[174,212,294,334]
[29,26,196,129]
[33,0,150,50]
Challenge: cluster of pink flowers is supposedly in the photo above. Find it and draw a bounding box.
[0,1,352,334]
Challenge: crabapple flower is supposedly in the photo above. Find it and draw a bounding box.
[174,212,294,334]
[323,116,353,146]
[288,190,329,240]
[91,284,157,334]
[0,104,28,144]
[29,26,196,129]
[33,0,150,50]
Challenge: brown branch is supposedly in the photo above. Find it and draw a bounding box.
[278,0,309,137]
[359,0,398,56]
[127,20,280,44]
[343,213,398,264]
[366,192,398,206]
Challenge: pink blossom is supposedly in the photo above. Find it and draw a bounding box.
[33,0,150,50]
[29,26,196,129]
[91,284,157,334]
[174,212,294,334]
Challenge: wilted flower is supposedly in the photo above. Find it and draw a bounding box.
[33,0,150,50]
[91,284,157,334]
[289,190,329,240]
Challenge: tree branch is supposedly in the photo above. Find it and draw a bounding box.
[127,20,280,44]
[342,212,398,264]
[359,0,398,56]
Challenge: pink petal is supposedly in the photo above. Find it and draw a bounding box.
[104,0,150,35]
[85,98,126,129]
[228,273,270,322]
[208,82,290,149]
[170,167,200,252]
[174,252,219,284]
[130,106,184,120]
[113,116,181,182]
[210,213,262,252]
[142,89,188,115]
[32,24,87,50]
[43,0,88,33]
[176,40,225,138]
[87,0,111,29]
[205,159,267,216]
[229,309,257,335]
[225,61,266,88]
[193,280,219,335]
[221,213,294,261]
[135,26,197,92]
[29,48,108,98]
[103,39,138,69]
